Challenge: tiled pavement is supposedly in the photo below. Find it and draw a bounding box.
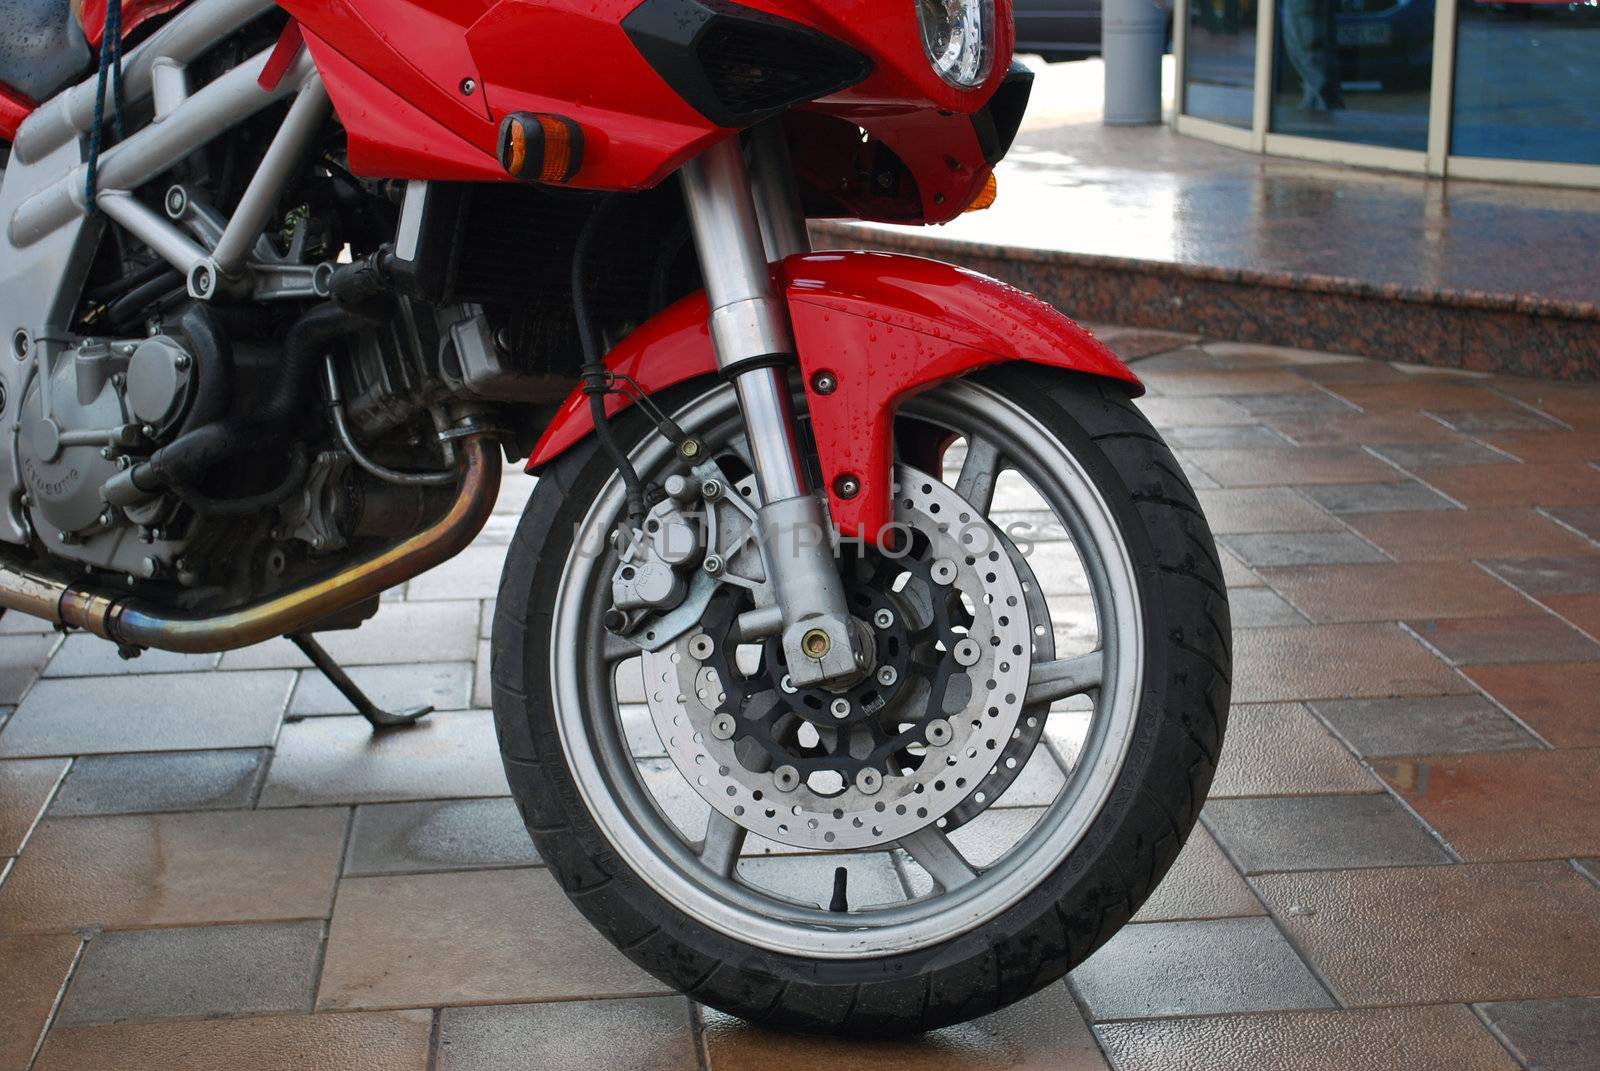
[1,333,1598,1069]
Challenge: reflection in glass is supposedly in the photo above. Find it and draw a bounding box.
[1452,0,1600,166]
[1271,0,1433,149]
[1184,0,1259,126]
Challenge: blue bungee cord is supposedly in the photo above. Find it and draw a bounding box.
[84,0,127,216]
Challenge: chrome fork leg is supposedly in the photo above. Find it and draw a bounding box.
[679,136,864,689]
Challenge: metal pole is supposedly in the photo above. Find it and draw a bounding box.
[1103,0,1167,125]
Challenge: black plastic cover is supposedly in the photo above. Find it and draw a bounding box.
[623,0,872,128]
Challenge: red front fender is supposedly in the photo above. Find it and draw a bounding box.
[529,251,1142,541]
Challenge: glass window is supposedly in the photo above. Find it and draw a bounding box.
[1185,0,1260,126]
[1452,0,1600,166]
[1271,0,1434,149]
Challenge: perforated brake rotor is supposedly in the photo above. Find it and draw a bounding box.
[641,465,1033,852]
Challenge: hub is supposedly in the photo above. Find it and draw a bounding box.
[641,465,1034,851]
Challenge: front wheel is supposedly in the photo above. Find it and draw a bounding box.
[491,365,1230,1035]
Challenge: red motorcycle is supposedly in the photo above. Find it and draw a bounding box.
[0,0,1229,1033]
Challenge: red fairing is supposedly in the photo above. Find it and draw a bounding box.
[0,81,34,142]
[276,0,1013,204]
[79,0,189,48]
[529,252,1141,542]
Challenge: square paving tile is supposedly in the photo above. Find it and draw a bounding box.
[1478,997,1600,1071]
[1426,408,1563,433]
[1069,916,1332,1019]
[1182,447,1404,488]
[1140,369,1316,397]
[1210,704,1379,797]
[50,750,266,816]
[1309,696,1538,756]
[0,808,347,932]
[0,933,81,1070]
[1096,1005,1520,1071]
[1204,794,1450,873]
[1544,504,1600,541]
[0,671,291,758]
[1133,825,1263,922]
[1414,462,1600,509]
[1220,547,1265,589]
[1194,488,1342,534]
[1464,661,1600,747]
[440,998,695,1071]
[317,868,665,1010]
[1548,590,1600,637]
[405,546,504,600]
[1407,614,1600,665]
[220,600,482,670]
[1375,750,1600,861]
[1232,392,1355,416]
[1252,861,1600,1005]
[1233,624,1469,704]
[1478,431,1600,463]
[1228,587,1308,628]
[1162,425,1294,450]
[0,632,57,704]
[1137,397,1255,428]
[1367,441,1511,468]
[1259,562,1532,624]
[344,797,539,876]
[33,1009,433,1071]
[260,711,506,807]
[0,757,68,854]
[1219,532,1388,568]
[1344,509,1596,562]
[1299,481,1456,513]
[57,921,324,1025]
[1323,382,1518,412]
[287,662,473,716]
[1194,342,1360,368]
[43,635,218,677]
[1480,555,1600,596]
[1267,411,1457,446]
[700,981,1109,1070]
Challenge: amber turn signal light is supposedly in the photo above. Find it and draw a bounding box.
[497,112,585,184]
[964,172,999,212]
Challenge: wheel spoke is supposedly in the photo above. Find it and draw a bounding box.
[954,435,1003,516]
[900,827,977,891]
[1024,651,1103,706]
[699,812,747,877]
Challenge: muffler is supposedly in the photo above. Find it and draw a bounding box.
[0,433,500,653]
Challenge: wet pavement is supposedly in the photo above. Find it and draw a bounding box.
[2,334,1599,1068]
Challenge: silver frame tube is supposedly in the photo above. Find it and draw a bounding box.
[12,0,277,164]
[212,78,331,275]
[9,49,315,250]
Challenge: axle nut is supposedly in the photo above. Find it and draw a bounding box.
[801,628,831,659]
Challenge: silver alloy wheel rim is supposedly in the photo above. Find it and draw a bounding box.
[548,377,1145,958]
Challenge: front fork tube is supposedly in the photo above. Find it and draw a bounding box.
[679,133,866,690]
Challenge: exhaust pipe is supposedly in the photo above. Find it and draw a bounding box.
[0,433,500,653]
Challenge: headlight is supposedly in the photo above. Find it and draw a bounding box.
[916,0,995,88]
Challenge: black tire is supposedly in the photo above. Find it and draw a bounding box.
[491,365,1230,1035]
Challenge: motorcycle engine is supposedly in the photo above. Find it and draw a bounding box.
[17,329,200,577]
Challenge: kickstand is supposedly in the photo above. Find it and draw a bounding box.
[289,633,433,730]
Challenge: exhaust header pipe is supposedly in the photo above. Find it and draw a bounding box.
[0,434,500,653]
